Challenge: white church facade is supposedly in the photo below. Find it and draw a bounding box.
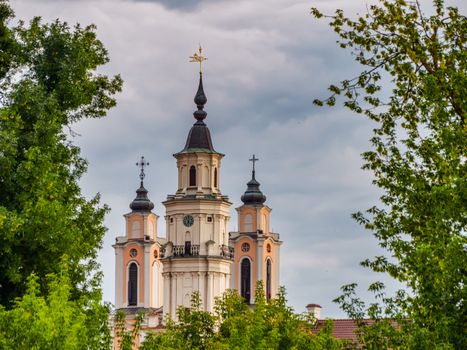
[112,67,283,336]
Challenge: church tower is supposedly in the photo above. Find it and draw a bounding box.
[160,67,233,319]
[229,156,282,303]
[114,158,164,311]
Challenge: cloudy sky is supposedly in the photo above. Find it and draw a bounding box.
[9,0,463,318]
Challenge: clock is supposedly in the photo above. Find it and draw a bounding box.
[183,215,194,227]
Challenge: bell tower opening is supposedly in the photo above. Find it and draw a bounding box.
[189,165,196,187]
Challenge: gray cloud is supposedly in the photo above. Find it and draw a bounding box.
[11,0,464,317]
[131,0,205,11]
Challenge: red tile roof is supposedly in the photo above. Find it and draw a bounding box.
[314,319,375,343]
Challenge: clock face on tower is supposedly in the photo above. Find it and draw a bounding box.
[183,215,194,227]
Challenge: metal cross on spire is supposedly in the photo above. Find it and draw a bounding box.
[249,154,259,175]
[136,156,149,185]
[189,45,207,73]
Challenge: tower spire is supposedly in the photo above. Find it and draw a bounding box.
[178,46,218,153]
[130,156,154,212]
[190,46,208,122]
[189,45,207,73]
[193,73,207,122]
[241,154,266,205]
[136,156,149,187]
[249,154,259,179]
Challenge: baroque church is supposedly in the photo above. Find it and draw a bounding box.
[112,58,283,337]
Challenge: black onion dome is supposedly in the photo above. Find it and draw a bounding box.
[179,72,219,154]
[130,182,154,212]
[241,172,266,205]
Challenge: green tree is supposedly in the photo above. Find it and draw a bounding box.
[0,260,111,349]
[140,291,217,350]
[0,0,122,306]
[312,0,466,348]
[212,284,343,350]
[141,284,345,350]
[0,0,14,79]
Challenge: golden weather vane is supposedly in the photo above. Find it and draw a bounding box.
[189,45,207,73]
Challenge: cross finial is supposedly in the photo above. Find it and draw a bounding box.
[189,45,207,73]
[249,154,259,178]
[136,156,149,186]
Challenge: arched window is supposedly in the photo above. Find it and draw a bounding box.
[128,262,138,306]
[266,259,272,301]
[214,168,218,188]
[189,166,196,187]
[240,259,251,303]
[185,231,191,256]
[244,214,253,232]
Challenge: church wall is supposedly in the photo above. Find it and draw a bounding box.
[273,242,280,297]
[151,260,162,307]
[115,247,123,308]
[259,207,271,233]
[147,214,157,240]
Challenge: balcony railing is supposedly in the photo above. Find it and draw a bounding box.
[168,244,234,260]
[173,244,200,257]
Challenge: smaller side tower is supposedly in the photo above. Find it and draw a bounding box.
[229,155,282,303]
[113,158,166,335]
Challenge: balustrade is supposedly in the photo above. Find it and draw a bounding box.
[165,244,234,259]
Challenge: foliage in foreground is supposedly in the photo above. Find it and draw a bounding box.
[0,261,111,350]
[313,0,466,348]
[139,284,344,350]
[0,0,122,306]
[0,0,120,348]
